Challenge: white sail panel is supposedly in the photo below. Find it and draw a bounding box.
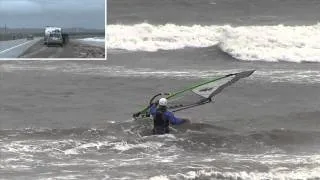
[191,75,235,98]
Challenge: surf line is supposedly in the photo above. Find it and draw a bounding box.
[0,40,33,54]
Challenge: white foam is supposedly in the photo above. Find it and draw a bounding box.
[171,168,320,180]
[62,140,113,155]
[79,37,105,43]
[192,153,320,179]
[3,164,31,170]
[219,152,320,165]
[1,139,109,157]
[107,23,220,52]
[153,155,179,163]
[149,175,170,180]
[218,24,320,63]
[142,134,177,141]
[48,162,84,167]
[255,154,320,166]
[46,175,83,180]
[111,140,163,152]
[107,23,320,63]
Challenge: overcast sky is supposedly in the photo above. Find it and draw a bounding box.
[0,0,105,29]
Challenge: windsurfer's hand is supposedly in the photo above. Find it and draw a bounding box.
[181,118,191,124]
[133,112,140,118]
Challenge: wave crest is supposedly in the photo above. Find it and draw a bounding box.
[107,23,320,63]
[107,23,221,51]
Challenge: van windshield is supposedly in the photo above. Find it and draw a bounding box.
[50,33,61,38]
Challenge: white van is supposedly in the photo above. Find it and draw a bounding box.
[44,27,63,46]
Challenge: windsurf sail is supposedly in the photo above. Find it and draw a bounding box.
[133,70,255,119]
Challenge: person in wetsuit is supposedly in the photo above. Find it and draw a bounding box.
[149,98,188,134]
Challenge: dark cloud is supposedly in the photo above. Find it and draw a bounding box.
[0,0,105,29]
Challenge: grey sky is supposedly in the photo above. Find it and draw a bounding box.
[0,0,105,29]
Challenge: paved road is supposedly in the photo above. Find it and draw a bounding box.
[0,38,41,59]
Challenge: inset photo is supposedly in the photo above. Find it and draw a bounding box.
[0,0,106,60]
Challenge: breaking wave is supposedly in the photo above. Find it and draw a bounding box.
[107,23,320,63]
[2,126,320,180]
[152,166,320,180]
[2,126,320,151]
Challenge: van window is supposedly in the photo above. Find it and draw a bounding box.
[50,33,61,38]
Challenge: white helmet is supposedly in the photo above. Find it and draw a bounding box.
[158,98,168,106]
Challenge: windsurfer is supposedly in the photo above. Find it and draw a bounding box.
[132,70,255,135]
[150,98,189,135]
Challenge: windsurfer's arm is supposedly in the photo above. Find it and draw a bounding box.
[166,112,187,125]
[149,103,157,117]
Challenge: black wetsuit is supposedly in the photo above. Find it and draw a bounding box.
[152,107,170,134]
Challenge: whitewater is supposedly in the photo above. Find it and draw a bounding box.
[108,23,320,63]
